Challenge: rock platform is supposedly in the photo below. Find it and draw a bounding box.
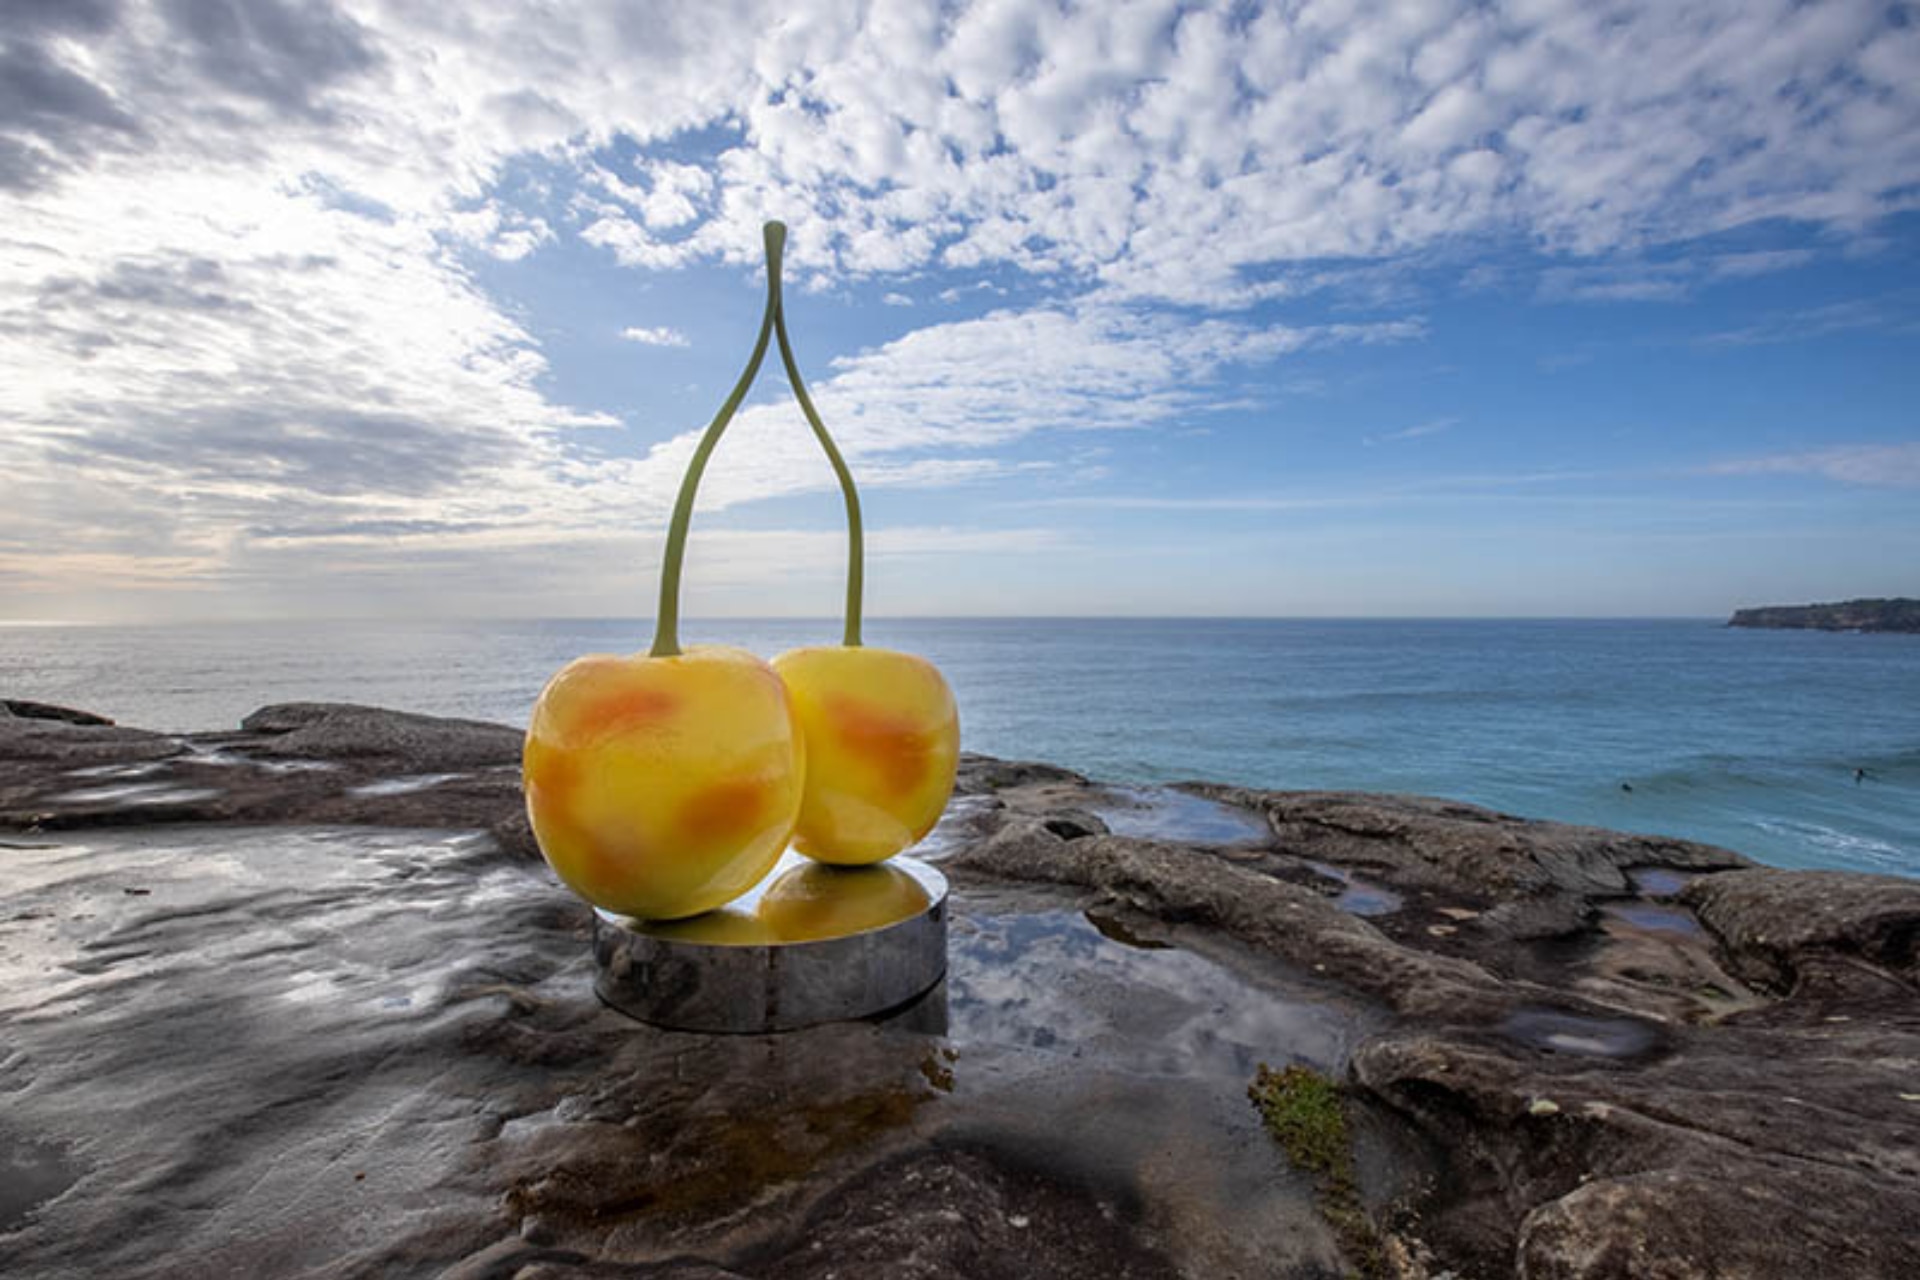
[2,701,1915,1278]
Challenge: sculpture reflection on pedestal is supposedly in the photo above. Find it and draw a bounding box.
[592,852,950,1033]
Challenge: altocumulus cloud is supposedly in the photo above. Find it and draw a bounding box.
[620,326,690,348]
[1,0,1917,615]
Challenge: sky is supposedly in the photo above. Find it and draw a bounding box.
[2,0,1918,623]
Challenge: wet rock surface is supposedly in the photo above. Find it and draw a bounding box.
[1,824,1366,1280]
[950,771,1920,1278]
[1,700,528,852]
[3,704,1917,1278]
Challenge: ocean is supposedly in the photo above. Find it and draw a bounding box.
[3,618,1916,878]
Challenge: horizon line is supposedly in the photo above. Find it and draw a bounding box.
[0,612,1749,627]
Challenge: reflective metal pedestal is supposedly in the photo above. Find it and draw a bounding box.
[592,853,948,1033]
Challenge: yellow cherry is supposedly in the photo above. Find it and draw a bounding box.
[523,645,804,920]
[771,645,959,865]
[756,860,933,941]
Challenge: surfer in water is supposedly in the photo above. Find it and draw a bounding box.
[1854,767,1872,785]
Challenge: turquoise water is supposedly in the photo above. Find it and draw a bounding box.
[3,618,1916,877]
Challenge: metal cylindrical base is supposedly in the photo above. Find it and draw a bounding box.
[592,853,948,1033]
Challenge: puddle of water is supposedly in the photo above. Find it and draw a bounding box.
[1090,787,1270,846]
[946,906,1370,1081]
[346,773,467,798]
[49,783,221,807]
[1626,867,1696,898]
[929,899,1392,1272]
[1499,1007,1662,1059]
[1604,903,1703,937]
[1306,862,1404,917]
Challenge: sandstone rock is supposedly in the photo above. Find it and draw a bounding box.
[1187,785,1749,901]
[3,708,1914,1279]
[0,823,1354,1279]
[945,818,1505,1020]
[0,708,181,766]
[1684,868,1920,991]
[491,804,540,860]
[1517,1165,1920,1280]
[953,776,1919,1279]
[2,700,115,725]
[1479,894,1593,942]
[241,701,524,769]
[955,753,1088,794]
[1,703,526,835]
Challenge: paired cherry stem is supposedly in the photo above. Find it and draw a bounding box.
[651,221,865,658]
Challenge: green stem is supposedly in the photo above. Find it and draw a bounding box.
[648,220,867,656]
[649,226,781,658]
[769,235,865,648]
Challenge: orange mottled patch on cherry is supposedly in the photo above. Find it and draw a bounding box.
[525,742,580,805]
[573,686,679,743]
[678,775,769,847]
[828,695,931,797]
[573,825,631,896]
[530,792,620,893]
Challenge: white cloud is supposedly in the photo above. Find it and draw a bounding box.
[1693,298,1910,347]
[1710,443,1920,489]
[1538,263,1695,303]
[1708,249,1818,279]
[1366,416,1460,446]
[442,201,554,260]
[131,0,1902,303]
[619,325,690,347]
[0,158,1413,614]
[1535,248,1853,304]
[594,302,1424,519]
[10,4,1916,291]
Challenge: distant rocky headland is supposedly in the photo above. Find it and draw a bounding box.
[4,699,1918,1278]
[1728,596,1920,632]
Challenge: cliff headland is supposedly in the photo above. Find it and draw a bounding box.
[1728,597,1920,632]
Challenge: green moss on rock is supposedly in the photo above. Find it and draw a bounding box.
[1249,1063,1389,1280]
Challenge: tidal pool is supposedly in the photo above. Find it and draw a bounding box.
[1306,861,1405,917]
[1604,901,1705,937]
[1500,1007,1664,1060]
[1088,785,1271,846]
[945,900,1369,1080]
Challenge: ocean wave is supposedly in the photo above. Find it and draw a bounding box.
[1747,818,1909,872]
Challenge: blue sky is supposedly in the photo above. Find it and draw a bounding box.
[2,0,1917,621]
